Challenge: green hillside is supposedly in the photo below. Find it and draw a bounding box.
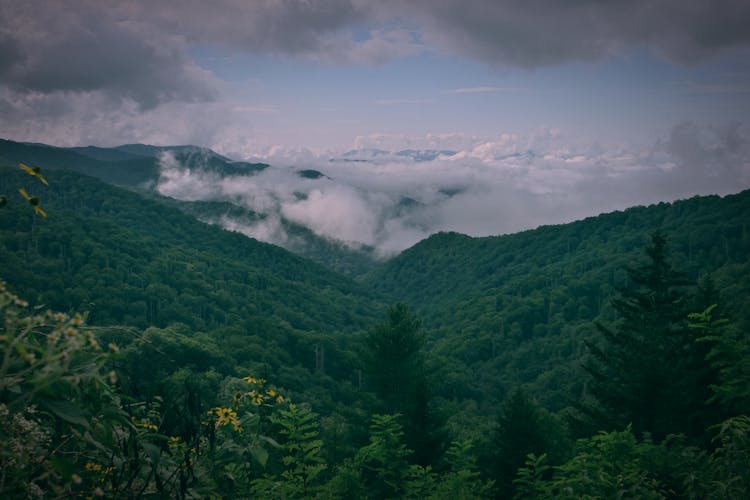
[366,191,750,410]
[0,167,379,330]
[153,195,378,277]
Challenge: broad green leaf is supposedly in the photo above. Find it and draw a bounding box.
[43,399,90,429]
[250,446,269,467]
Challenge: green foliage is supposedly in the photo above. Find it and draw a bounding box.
[362,304,442,464]
[690,305,750,414]
[369,190,750,412]
[0,166,381,335]
[696,416,750,499]
[0,283,185,497]
[252,403,326,498]
[582,232,720,440]
[356,413,412,497]
[514,427,666,499]
[430,440,493,499]
[486,389,568,498]
[362,303,425,411]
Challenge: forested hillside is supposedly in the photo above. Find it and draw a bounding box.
[149,194,378,278]
[0,167,380,330]
[1,160,749,498]
[367,192,750,411]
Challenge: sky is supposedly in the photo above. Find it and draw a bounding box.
[2,0,750,254]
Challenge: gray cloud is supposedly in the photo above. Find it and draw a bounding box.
[0,1,218,109]
[393,0,750,67]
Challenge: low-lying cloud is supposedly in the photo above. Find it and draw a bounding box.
[156,123,750,257]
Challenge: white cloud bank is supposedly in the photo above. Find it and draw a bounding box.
[156,123,750,257]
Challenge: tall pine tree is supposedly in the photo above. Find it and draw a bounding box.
[582,232,717,441]
[361,303,442,465]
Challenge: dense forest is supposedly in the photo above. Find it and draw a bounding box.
[1,153,749,498]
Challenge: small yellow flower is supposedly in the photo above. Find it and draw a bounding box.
[276,394,284,404]
[108,342,119,352]
[136,421,158,431]
[242,376,258,384]
[209,406,242,431]
[71,473,82,484]
[108,371,118,384]
[93,487,105,497]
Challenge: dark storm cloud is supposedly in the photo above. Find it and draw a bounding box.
[0,0,364,109]
[143,0,366,55]
[0,1,218,109]
[392,0,750,66]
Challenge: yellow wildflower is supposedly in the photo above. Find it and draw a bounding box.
[85,463,102,472]
[136,421,158,431]
[210,407,242,432]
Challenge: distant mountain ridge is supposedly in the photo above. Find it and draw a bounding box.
[332,148,458,163]
[0,138,270,188]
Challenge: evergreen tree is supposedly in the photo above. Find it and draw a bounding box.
[582,232,715,440]
[487,389,565,499]
[361,303,442,464]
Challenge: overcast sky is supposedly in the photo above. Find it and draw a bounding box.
[2,0,749,252]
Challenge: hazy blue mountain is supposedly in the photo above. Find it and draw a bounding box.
[395,149,458,161]
[333,148,458,163]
